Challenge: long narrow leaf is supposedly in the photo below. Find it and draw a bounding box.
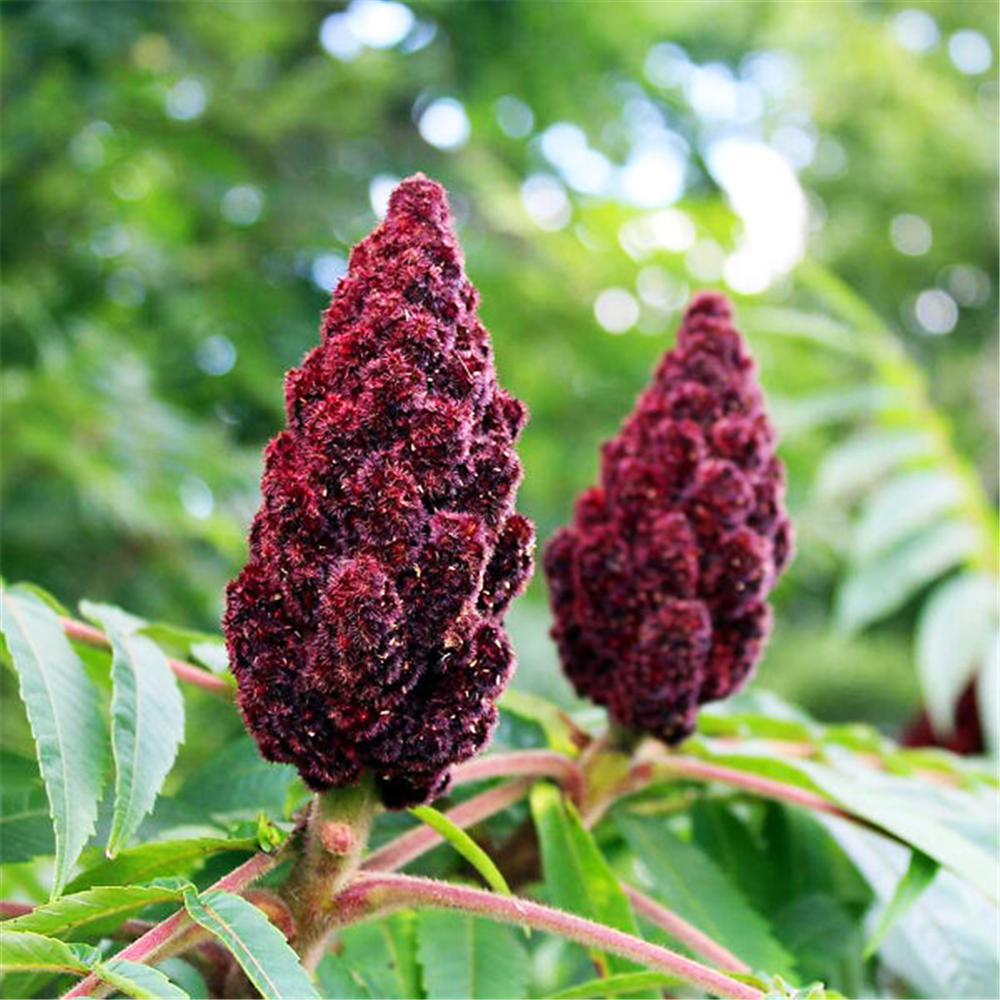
[0,930,98,974]
[0,589,109,895]
[409,804,511,896]
[4,883,190,939]
[183,889,319,1000]
[82,601,185,857]
[546,971,681,1000]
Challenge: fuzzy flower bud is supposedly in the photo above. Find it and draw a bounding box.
[224,175,534,807]
[544,292,792,742]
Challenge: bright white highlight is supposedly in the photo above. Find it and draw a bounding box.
[914,289,958,335]
[594,288,640,334]
[345,0,414,48]
[707,136,808,294]
[949,30,993,75]
[166,78,206,121]
[520,174,571,231]
[418,98,471,150]
[890,214,932,256]
[369,173,399,218]
[893,9,940,53]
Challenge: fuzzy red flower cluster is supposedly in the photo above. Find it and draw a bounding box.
[544,293,792,742]
[224,175,534,807]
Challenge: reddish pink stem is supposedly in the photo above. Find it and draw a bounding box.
[623,882,749,973]
[63,852,276,998]
[60,617,231,696]
[363,778,532,873]
[451,750,585,802]
[650,755,852,820]
[334,872,763,1000]
[0,900,33,919]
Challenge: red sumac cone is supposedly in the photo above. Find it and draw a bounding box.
[224,175,534,807]
[544,292,792,743]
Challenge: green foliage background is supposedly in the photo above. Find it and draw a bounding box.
[2,0,998,731]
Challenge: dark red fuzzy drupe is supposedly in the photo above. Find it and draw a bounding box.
[224,175,534,807]
[544,293,792,743]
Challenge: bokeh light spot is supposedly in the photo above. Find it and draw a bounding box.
[312,253,348,292]
[494,95,534,137]
[520,174,571,230]
[369,173,399,218]
[949,30,993,75]
[222,185,264,226]
[345,0,414,48]
[914,288,958,335]
[196,335,238,376]
[418,98,471,150]
[166,78,207,121]
[890,214,932,256]
[893,9,940,53]
[594,288,640,334]
[319,13,363,60]
[180,476,215,520]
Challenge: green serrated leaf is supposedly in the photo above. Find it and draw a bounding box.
[0,930,98,974]
[4,883,190,940]
[183,889,319,1000]
[616,812,796,978]
[416,909,529,1000]
[531,782,653,990]
[81,601,185,857]
[96,959,190,999]
[916,573,998,735]
[545,971,681,1000]
[835,520,980,632]
[67,836,258,893]
[864,850,938,957]
[409,804,511,896]
[0,750,55,864]
[0,589,109,896]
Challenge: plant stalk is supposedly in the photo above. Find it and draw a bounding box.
[279,776,378,970]
[333,872,764,1000]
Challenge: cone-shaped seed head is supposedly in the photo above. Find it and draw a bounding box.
[224,175,535,807]
[544,292,792,742]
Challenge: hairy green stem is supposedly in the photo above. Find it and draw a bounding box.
[333,872,764,1000]
[279,776,378,970]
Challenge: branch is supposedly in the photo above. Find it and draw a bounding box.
[60,617,231,696]
[62,851,277,998]
[333,872,764,1000]
[363,777,532,873]
[647,755,855,821]
[623,882,749,973]
[451,751,585,802]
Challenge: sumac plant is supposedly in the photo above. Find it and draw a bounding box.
[1,176,997,1000]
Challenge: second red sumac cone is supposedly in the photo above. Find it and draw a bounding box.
[224,175,534,807]
[544,292,792,743]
